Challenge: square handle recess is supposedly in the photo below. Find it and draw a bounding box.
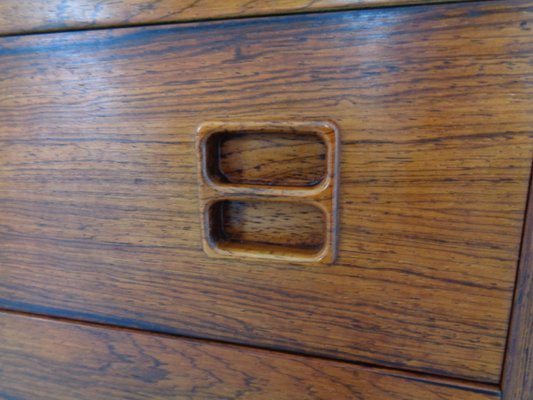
[197,121,339,264]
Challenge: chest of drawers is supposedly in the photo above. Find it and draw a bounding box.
[1,0,532,398]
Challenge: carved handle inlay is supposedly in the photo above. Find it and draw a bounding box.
[196,121,339,263]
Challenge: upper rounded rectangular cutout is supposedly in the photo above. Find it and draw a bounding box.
[217,131,326,187]
[198,122,336,192]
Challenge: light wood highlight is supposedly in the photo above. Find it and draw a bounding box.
[0,312,500,400]
[1,0,532,383]
[0,0,472,37]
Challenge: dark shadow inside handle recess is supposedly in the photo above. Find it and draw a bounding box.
[205,130,327,187]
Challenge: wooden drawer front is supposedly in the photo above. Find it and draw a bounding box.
[0,313,499,400]
[1,0,532,383]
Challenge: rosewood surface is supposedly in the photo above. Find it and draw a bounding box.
[1,0,532,383]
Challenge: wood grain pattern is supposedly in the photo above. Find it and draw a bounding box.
[197,121,339,263]
[1,0,533,383]
[0,312,501,400]
[503,170,533,399]
[0,0,472,37]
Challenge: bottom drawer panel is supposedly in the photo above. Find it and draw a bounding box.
[0,312,499,400]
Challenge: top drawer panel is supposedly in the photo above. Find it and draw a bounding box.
[0,0,464,36]
[1,0,532,383]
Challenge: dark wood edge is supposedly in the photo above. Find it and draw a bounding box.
[502,161,533,399]
[0,0,483,38]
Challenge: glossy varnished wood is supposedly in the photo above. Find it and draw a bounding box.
[503,171,533,399]
[1,0,532,383]
[0,312,500,400]
[0,0,471,37]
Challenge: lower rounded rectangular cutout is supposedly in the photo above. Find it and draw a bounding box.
[200,124,328,188]
[206,200,326,259]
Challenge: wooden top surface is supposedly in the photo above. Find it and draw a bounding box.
[1,0,532,384]
[0,0,472,37]
[0,312,500,400]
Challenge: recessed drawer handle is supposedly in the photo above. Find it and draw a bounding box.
[197,121,339,264]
